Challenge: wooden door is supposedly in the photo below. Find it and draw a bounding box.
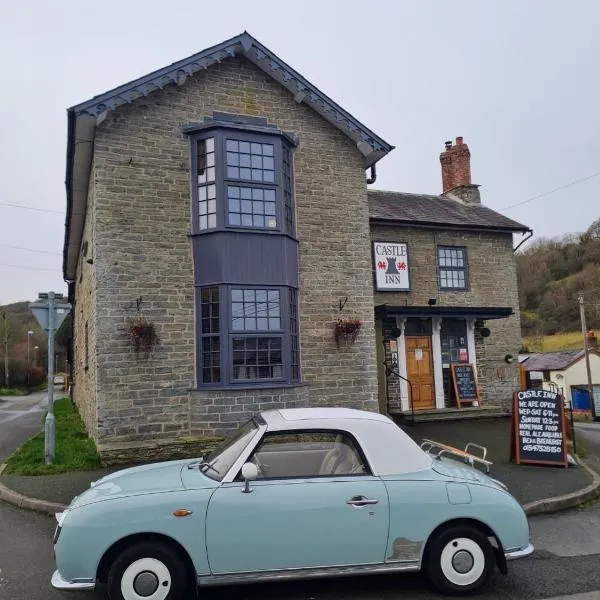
[405,336,435,410]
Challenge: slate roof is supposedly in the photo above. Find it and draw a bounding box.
[522,350,585,371]
[368,190,530,232]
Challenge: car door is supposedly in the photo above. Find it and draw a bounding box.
[205,430,389,574]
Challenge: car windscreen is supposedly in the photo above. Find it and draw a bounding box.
[200,419,259,481]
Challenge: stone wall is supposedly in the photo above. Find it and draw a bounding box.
[371,225,521,410]
[86,56,378,446]
[72,161,98,439]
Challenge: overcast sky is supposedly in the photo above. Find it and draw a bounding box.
[1,0,599,305]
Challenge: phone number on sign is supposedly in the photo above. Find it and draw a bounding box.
[522,444,563,453]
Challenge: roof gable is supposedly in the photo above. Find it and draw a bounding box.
[70,32,393,166]
[368,190,530,233]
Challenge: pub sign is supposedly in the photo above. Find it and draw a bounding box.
[373,242,410,291]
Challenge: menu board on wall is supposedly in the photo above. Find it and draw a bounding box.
[511,390,568,467]
[450,364,480,406]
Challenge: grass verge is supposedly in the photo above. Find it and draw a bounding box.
[3,398,102,475]
[0,387,30,396]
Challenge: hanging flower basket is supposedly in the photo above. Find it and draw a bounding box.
[126,316,159,355]
[334,318,362,348]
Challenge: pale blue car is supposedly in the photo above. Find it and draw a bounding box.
[51,408,533,599]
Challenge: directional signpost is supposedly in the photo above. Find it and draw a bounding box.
[29,292,72,464]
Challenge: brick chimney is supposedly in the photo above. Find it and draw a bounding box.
[440,136,481,205]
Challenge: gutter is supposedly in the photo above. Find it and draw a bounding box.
[62,109,76,281]
[369,218,532,235]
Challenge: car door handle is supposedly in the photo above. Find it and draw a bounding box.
[346,495,379,507]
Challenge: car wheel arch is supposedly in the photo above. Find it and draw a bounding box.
[96,532,196,587]
[422,518,504,571]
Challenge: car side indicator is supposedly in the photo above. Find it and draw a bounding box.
[172,509,193,517]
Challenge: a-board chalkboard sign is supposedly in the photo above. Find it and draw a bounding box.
[450,363,480,406]
[511,390,568,467]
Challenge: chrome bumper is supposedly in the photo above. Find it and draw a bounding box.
[51,570,95,592]
[505,543,534,561]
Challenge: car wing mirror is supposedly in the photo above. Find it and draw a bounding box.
[241,462,258,494]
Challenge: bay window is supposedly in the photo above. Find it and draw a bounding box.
[189,115,300,388]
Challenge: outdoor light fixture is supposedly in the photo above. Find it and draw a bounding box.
[389,326,402,339]
[428,298,437,306]
[480,327,491,338]
[504,354,514,364]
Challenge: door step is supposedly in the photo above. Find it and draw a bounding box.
[389,406,507,423]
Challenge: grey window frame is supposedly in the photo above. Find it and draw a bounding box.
[197,284,300,387]
[190,128,296,237]
[437,245,469,291]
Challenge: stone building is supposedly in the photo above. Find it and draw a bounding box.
[63,32,531,459]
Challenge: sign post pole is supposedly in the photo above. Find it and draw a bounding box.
[29,292,71,465]
[45,292,56,464]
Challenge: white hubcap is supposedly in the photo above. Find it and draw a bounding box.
[440,537,485,587]
[121,558,171,600]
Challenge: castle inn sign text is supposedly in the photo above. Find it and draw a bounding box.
[373,242,410,291]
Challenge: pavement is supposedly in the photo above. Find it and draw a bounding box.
[0,413,599,516]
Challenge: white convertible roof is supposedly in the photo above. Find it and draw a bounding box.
[259,407,432,476]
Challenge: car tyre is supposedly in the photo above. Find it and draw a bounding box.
[425,524,494,595]
[107,541,187,600]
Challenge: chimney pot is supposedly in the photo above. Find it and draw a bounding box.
[444,140,452,150]
[456,136,463,145]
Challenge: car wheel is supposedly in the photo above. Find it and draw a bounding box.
[425,525,494,595]
[107,541,187,600]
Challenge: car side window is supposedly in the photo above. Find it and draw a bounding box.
[246,431,369,479]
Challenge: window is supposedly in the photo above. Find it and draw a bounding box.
[201,419,259,481]
[197,138,216,230]
[232,288,283,381]
[438,246,468,290]
[227,186,277,228]
[198,285,300,386]
[191,127,295,234]
[232,289,280,331]
[282,146,294,235]
[232,337,282,380]
[201,287,220,383]
[246,431,368,479]
[290,288,299,382]
[226,140,275,183]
